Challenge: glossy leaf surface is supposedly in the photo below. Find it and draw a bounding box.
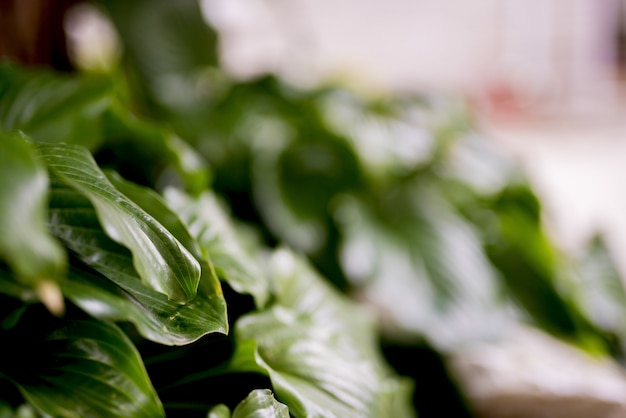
[231,250,414,418]
[3,316,164,418]
[39,142,200,303]
[232,389,289,418]
[165,189,271,308]
[48,181,227,345]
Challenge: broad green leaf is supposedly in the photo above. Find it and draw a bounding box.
[0,132,66,313]
[0,62,209,194]
[105,170,204,260]
[233,309,414,418]
[232,389,289,418]
[0,64,112,149]
[164,189,270,308]
[207,389,289,418]
[2,317,164,418]
[38,142,200,303]
[48,181,227,345]
[230,250,414,418]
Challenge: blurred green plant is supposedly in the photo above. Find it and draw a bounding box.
[1,0,625,416]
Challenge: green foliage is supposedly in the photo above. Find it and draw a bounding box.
[0,132,66,289]
[0,59,413,416]
[1,0,625,416]
[40,142,201,303]
[208,389,289,418]
[5,316,165,418]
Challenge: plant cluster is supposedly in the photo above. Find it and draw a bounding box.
[1,1,626,417]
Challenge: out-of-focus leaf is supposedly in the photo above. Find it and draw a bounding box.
[48,181,227,345]
[319,90,437,181]
[2,317,164,418]
[0,132,66,314]
[0,64,112,149]
[0,132,66,283]
[484,185,601,345]
[100,0,218,116]
[38,142,200,303]
[252,136,362,256]
[569,235,626,353]
[208,404,231,418]
[165,189,270,308]
[0,62,209,194]
[230,249,414,418]
[101,107,210,194]
[0,402,37,418]
[335,186,514,350]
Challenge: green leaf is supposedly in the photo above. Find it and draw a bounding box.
[569,235,626,352]
[105,170,204,260]
[0,64,112,149]
[232,389,289,418]
[0,132,67,282]
[48,181,227,345]
[38,142,200,303]
[208,404,231,418]
[100,0,218,111]
[231,250,414,418]
[207,390,289,418]
[484,185,601,343]
[101,107,211,194]
[164,189,270,308]
[0,402,38,418]
[0,132,66,313]
[336,187,514,350]
[2,317,164,418]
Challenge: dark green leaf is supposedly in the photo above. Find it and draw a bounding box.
[105,170,204,260]
[100,0,218,116]
[164,189,270,308]
[0,64,112,149]
[39,142,200,303]
[484,185,603,345]
[48,181,227,345]
[3,318,164,418]
[232,389,289,418]
[231,250,414,418]
[101,107,210,194]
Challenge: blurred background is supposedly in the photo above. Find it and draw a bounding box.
[4,0,626,417]
[201,0,626,265]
